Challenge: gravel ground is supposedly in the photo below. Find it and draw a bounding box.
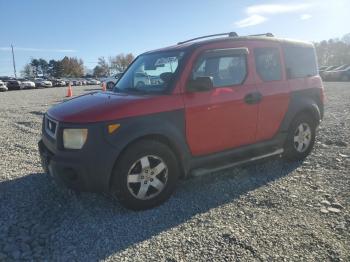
[0,83,349,261]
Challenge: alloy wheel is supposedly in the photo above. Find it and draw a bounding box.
[127,155,168,200]
[293,123,312,153]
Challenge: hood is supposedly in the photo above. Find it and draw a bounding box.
[47,91,183,123]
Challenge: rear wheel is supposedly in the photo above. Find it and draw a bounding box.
[110,140,179,210]
[284,114,316,161]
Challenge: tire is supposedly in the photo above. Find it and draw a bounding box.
[284,114,317,161]
[107,82,114,90]
[110,140,179,210]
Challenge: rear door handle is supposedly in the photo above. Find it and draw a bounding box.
[244,92,262,105]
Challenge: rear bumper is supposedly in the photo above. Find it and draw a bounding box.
[38,121,121,193]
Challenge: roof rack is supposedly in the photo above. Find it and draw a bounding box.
[177,32,238,45]
[248,33,274,37]
[177,32,274,45]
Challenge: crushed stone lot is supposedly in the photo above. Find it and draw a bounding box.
[0,83,349,261]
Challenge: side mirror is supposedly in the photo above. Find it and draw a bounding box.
[187,76,213,92]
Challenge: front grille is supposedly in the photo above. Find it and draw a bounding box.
[45,115,58,139]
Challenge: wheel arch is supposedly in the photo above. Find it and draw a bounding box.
[108,133,188,190]
[105,112,191,189]
[279,92,322,133]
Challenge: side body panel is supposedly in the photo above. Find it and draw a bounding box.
[252,41,291,142]
[180,41,259,156]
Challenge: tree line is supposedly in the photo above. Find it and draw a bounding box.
[314,34,350,66]
[21,57,84,78]
[21,53,135,78]
[92,53,134,77]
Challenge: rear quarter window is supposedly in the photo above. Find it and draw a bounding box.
[254,47,282,81]
[284,45,318,79]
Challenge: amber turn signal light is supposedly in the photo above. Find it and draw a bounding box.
[108,124,120,134]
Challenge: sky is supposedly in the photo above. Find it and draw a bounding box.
[0,0,349,77]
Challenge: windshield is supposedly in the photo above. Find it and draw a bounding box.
[114,51,185,94]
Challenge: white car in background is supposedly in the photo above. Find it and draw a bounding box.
[35,78,53,88]
[87,79,101,85]
[20,80,36,89]
[0,80,8,92]
[102,73,123,89]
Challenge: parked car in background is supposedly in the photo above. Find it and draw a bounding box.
[72,80,82,86]
[35,78,53,88]
[0,80,8,92]
[50,79,66,87]
[323,65,350,81]
[39,32,324,210]
[319,65,339,79]
[102,73,123,89]
[322,64,350,81]
[20,79,36,89]
[6,79,22,90]
[87,79,101,85]
[0,76,13,85]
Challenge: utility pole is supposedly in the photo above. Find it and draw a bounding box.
[11,44,17,78]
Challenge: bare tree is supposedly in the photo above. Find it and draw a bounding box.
[109,53,134,73]
[97,57,110,76]
[21,64,35,78]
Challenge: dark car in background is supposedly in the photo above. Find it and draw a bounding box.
[322,64,350,81]
[319,65,339,80]
[6,79,22,90]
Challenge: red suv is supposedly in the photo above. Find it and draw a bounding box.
[39,32,324,210]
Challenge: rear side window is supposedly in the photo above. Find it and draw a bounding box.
[192,54,247,87]
[254,48,282,81]
[284,45,317,78]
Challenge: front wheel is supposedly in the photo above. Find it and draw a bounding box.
[284,114,317,161]
[110,140,179,210]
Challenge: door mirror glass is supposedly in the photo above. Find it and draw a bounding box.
[187,76,213,92]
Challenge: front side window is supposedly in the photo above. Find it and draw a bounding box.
[254,47,282,81]
[115,51,185,94]
[192,52,247,87]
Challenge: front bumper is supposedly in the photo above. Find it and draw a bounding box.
[38,119,121,192]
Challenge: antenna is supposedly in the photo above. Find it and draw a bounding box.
[11,44,17,78]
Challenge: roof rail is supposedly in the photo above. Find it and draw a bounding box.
[248,33,274,37]
[177,32,238,45]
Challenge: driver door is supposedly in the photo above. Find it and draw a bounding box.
[183,46,259,156]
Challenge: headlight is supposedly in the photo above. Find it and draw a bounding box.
[63,129,88,149]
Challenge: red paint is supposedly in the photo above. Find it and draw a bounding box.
[181,41,259,156]
[47,37,324,157]
[253,42,290,142]
[48,92,184,123]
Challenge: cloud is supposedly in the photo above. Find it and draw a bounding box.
[246,3,312,15]
[300,14,312,20]
[235,15,268,28]
[235,3,313,28]
[0,47,76,52]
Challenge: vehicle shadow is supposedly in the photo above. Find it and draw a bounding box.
[0,158,301,260]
